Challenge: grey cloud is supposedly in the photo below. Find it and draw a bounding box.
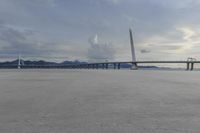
[140,49,151,54]
[10,0,56,7]
[121,0,200,43]
[87,35,115,62]
[148,44,183,50]
[162,45,183,50]
[0,25,37,54]
[0,23,72,58]
[0,0,200,61]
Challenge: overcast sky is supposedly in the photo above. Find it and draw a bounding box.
[0,0,200,62]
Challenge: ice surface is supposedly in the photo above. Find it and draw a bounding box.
[0,69,200,133]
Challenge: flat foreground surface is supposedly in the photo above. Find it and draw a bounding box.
[0,70,200,133]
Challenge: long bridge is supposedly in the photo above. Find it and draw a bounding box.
[0,60,198,70]
[63,61,197,71]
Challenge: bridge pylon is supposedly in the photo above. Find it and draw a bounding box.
[129,28,137,70]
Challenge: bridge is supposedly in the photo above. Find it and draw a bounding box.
[61,61,197,71]
[0,60,197,70]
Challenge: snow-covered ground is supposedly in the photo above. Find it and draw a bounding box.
[0,69,200,133]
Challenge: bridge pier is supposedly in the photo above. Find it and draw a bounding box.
[186,63,190,71]
[131,63,138,70]
[186,62,195,71]
[105,64,108,69]
[191,63,194,71]
[114,63,116,69]
[103,63,106,69]
[118,63,121,69]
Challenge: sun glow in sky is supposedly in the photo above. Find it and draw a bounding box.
[0,0,200,62]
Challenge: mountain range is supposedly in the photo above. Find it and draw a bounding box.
[0,59,173,70]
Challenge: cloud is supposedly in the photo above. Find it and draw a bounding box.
[1,0,200,61]
[0,25,37,54]
[140,49,151,54]
[0,23,76,60]
[15,0,57,7]
[104,0,122,4]
[177,27,196,41]
[137,25,200,56]
[87,35,115,62]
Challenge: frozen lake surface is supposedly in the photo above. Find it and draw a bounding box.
[0,69,200,133]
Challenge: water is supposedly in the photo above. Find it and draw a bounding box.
[0,69,199,133]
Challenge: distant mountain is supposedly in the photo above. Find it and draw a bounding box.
[23,60,57,66]
[0,59,87,66]
[0,59,172,70]
[61,60,87,65]
[0,60,19,66]
[0,60,56,66]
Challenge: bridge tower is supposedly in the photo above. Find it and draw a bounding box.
[129,28,137,69]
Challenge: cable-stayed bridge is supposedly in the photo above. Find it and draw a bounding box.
[0,60,198,71]
[0,29,199,71]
